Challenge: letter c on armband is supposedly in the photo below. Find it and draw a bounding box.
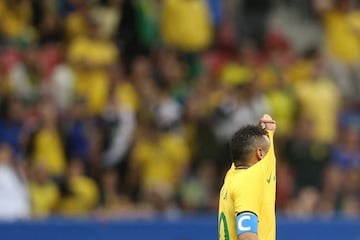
[236,212,258,236]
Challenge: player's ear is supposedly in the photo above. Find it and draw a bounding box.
[256,147,264,160]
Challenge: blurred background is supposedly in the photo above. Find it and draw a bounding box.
[0,0,359,239]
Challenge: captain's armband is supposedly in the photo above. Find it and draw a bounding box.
[236,212,258,236]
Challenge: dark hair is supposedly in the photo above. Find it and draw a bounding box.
[230,125,269,166]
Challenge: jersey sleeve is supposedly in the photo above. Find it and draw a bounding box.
[261,130,275,166]
[267,130,275,156]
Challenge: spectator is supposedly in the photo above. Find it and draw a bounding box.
[116,0,143,70]
[90,0,123,40]
[320,165,344,215]
[111,63,140,113]
[0,0,35,46]
[51,48,75,111]
[161,0,213,51]
[67,16,118,114]
[157,50,189,104]
[150,79,183,131]
[235,0,272,48]
[100,90,136,172]
[98,169,129,210]
[130,119,190,211]
[64,98,92,162]
[57,160,99,216]
[130,56,158,107]
[213,64,270,142]
[180,161,218,211]
[0,98,26,157]
[266,76,297,138]
[64,0,91,39]
[95,168,155,219]
[285,116,330,191]
[341,195,360,218]
[287,187,320,218]
[135,0,161,49]
[183,74,221,164]
[29,163,59,218]
[319,0,360,99]
[38,10,64,46]
[7,47,39,101]
[0,144,30,220]
[32,102,66,176]
[207,0,224,26]
[293,50,340,144]
[331,125,360,170]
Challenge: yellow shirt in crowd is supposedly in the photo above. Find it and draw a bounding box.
[294,78,340,143]
[267,90,296,137]
[115,81,140,111]
[30,181,59,218]
[324,10,360,64]
[161,0,212,51]
[65,12,88,39]
[131,133,190,193]
[68,36,118,113]
[0,0,32,39]
[33,128,66,176]
[57,176,99,216]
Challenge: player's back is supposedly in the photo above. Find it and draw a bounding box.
[218,165,264,240]
[218,167,238,240]
[218,131,276,240]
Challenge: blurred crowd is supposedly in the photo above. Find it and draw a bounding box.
[0,0,359,220]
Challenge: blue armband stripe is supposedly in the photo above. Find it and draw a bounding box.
[236,212,258,235]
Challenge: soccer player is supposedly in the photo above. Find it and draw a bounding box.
[218,114,277,240]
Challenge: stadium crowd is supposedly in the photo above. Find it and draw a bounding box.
[0,0,359,220]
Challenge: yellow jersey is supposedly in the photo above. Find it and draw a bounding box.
[218,131,276,240]
[324,10,360,64]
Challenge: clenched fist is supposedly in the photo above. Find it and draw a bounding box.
[259,114,276,132]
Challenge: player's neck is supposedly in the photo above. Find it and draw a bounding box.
[234,157,259,169]
[234,165,249,170]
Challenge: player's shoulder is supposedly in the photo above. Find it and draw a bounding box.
[227,171,260,201]
[227,170,250,190]
[225,164,264,184]
[229,168,265,190]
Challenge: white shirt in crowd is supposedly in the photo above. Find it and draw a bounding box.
[0,163,30,221]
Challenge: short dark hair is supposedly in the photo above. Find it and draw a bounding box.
[230,125,269,166]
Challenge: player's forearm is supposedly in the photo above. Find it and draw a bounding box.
[238,232,259,240]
